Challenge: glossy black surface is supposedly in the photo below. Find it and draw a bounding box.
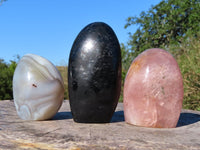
[68,22,121,123]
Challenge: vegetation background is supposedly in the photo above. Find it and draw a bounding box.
[0,0,199,110]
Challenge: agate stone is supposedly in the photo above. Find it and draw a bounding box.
[68,22,121,123]
[123,48,183,128]
[13,54,64,121]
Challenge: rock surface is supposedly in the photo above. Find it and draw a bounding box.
[124,48,183,128]
[0,100,200,150]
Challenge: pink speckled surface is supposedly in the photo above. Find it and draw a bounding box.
[124,48,184,128]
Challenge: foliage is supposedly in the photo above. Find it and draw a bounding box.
[125,0,200,57]
[119,43,133,102]
[0,59,17,100]
[168,36,200,110]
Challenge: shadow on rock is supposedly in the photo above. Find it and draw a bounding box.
[111,111,125,123]
[51,112,73,120]
[177,112,200,127]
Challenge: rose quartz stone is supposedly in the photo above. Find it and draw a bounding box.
[123,48,183,128]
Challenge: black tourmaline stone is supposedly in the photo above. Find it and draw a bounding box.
[68,22,121,123]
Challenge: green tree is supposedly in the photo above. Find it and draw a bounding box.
[125,0,200,56]
[0,59,17,100]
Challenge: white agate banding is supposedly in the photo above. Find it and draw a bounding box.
[13,54,64,120]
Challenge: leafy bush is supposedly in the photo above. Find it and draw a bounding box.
[0,59,17,100]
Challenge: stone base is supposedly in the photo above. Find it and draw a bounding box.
[0,100,200,150]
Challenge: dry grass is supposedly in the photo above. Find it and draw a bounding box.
[169,36,200,110]
[56,66,68,99]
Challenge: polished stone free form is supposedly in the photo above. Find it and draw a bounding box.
[124,48,183,128]
[13,54,64,120]
[68,22,121,123]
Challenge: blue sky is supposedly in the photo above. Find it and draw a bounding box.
[0,0,161,66]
